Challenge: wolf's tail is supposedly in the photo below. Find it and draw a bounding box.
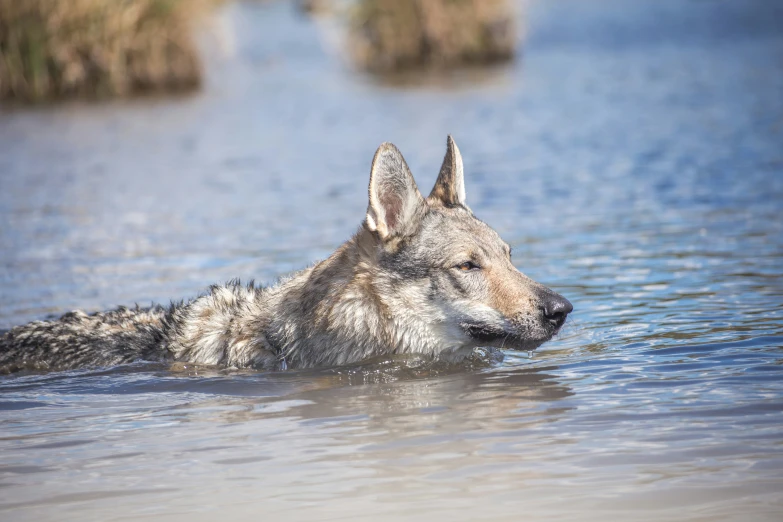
[0,306,173,373]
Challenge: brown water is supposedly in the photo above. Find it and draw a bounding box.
[1,0,783,520]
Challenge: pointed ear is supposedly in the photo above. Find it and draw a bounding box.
[365,142,425,240]
[428,135,466,207]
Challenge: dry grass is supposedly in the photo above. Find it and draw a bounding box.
[0,0,210,103]
[349,0,517,73]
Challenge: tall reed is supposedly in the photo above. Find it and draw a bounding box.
[349,0,516,73]
[0,0,207,102]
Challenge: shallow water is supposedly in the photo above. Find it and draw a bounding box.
[1,0,782,520]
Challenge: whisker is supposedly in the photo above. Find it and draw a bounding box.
[501,333,510,350]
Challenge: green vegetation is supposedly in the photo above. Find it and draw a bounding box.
[349,0,516,73]
[0,0,207,103]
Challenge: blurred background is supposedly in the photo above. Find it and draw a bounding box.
[1,1,782,520]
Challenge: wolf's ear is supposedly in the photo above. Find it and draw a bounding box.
[428,135,466,207]
[365,142,425,240]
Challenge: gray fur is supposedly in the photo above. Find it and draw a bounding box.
[0,136,572,374]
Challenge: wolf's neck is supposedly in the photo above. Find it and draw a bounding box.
[265,228,453,367]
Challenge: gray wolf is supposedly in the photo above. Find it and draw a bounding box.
[0,137,572,373]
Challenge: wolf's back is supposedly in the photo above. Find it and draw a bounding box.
[0,306,173,373]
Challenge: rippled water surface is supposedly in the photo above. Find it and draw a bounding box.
[1,0,782,520]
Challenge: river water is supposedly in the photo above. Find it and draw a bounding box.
[1,0,782,520]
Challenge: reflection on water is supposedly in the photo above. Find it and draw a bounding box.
[1,0,783,520]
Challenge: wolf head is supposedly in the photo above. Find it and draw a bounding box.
[362,136,572,355]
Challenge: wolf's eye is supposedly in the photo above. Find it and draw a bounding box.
[456,261,480,271]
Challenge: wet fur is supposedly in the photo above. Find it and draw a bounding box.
[0,137,571,373]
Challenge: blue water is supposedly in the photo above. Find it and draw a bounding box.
[1,0,782,520]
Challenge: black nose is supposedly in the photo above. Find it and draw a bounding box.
[541,294,573,328]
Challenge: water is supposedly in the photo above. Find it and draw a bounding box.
[1,0,782,520]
